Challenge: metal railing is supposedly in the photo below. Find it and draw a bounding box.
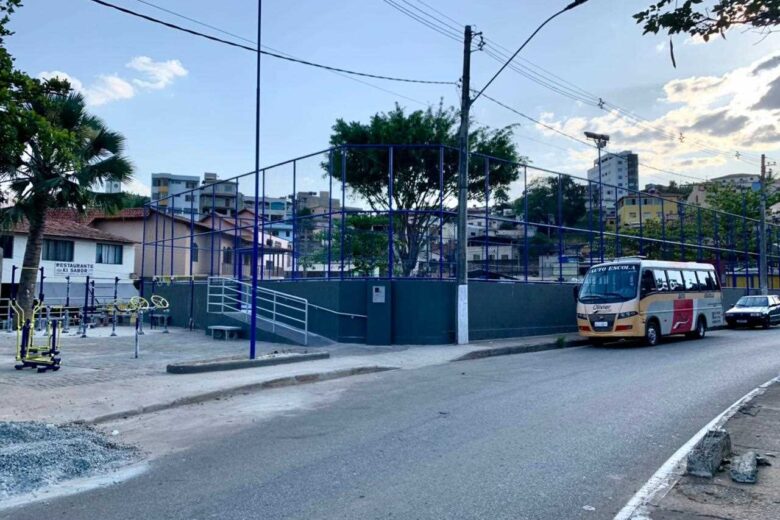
[207,276,309,344]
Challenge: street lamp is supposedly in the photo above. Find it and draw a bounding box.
[585,132,609,262]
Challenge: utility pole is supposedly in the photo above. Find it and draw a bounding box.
[456,25,472,345]
[249,0,262,359]
[760,153,768,295]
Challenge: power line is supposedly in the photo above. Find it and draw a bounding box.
[478,91,718,185]
[383,0,461,43]
[88,0,456,85]
[131,0,431,106]
[408,1,765,168]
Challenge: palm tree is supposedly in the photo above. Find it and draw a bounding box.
[1,90,133,319]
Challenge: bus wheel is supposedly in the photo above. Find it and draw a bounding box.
[645,321,660,347]
[687,317,706,339]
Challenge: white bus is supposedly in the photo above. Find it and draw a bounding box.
[576,259,723,346]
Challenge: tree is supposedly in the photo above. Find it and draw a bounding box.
[314,214,390,276]
[635,0,779,41]
[1,87,133,318]
[326,103,524,276]
[513,176,587,236]
[118,192,149,208]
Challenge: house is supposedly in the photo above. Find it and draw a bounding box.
[616,192,686,228]
[0,209,137,303]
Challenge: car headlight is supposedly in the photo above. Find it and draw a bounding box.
[577,313,588,320]
[618,311,638,319]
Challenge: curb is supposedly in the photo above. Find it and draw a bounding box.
[452,338,590,362]
[613,375,780,520]
[88,366,397,425]
[166,352,330,374]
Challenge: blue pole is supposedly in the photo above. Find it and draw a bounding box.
[743,192,749,293]
[587,180,593,265]
[292,160,297,279]
[557,173,564,282]
[388,146,394,278]
[340,150,346,279]
[638,193,644,256]
[327,150,333,279]
[439,146,444,280]
[161,203,167,276]
[523,165,529,283]
[140,206,147,298]
[697,206,703,262]
[189,194,195,329]
[153,206,159,281]
[248,0,262,360]
[260,169,266,281]
[234,180,240,278]
[661,198,666,260]
[484,157,489,277]
[679,204,685,261]
[170,197,175,277]
[210,184,216,276]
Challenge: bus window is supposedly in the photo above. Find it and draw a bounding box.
[641,270,656,296]
[653,269,669,291]
[705,270,720,291]
[682,270,699,291]
[667,270,685,291]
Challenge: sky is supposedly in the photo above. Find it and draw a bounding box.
[7,0,780,202]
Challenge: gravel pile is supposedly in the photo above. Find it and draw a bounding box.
[0,422,137,499]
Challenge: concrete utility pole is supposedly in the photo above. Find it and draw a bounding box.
[456,25,473,345]
[760,153,768,295]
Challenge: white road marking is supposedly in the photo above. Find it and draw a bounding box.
[613,374,780,520]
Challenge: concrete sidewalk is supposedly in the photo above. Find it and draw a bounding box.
[0,326,585,424]
[646,382,780,519]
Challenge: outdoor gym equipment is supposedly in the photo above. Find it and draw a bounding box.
[79,276,121,338]
[128,296,150,358]
[12,300,62,373]
[149,294,171,333]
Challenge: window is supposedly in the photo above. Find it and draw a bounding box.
[652,269,668,291]
[0,235,13,258]
[42,239,74,262]
[666,270,685,291]
[186,181,197,189]
[641,269,656,295]
[191,243,199,262]
[96,243,123,264]
[184,195,193,202]
[629,212,637,218]
[501,254,509,260]
[223,247,233,265]
[682,270,699,291]
[701,270,719,291]
[472,254,480,261]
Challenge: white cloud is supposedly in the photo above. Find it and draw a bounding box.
[38,56,187,107]
[536,52,780,181]
[655,41,666,53]
[126,56,188,90]
[124,178,151,197]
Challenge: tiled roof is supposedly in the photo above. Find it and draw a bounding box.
[11,210,135,244]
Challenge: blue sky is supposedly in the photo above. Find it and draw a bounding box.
[8,0,780,200]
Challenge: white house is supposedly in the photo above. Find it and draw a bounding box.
[1,211,137,304]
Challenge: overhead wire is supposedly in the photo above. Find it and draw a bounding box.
[88,0,456,85]
[407,0,767,169]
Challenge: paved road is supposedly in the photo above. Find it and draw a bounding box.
[6,329,780,520]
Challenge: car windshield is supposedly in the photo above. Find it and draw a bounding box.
[579,264,639,303]
[735,296,769,307]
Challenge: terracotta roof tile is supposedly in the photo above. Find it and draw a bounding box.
[11,212,135,244]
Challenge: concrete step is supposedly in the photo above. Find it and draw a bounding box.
[223,311,332,347]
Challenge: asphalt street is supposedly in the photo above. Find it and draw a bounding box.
[6,328,780,520]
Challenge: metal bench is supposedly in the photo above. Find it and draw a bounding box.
[208,325,242,340]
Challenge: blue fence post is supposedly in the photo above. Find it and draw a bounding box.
[388,146,394,279]
[210,184,216,276]
[742,192,749,292]
[615,181,620,258]
[523,165,529,283]
[557,173,564,282]
[170,197,175,277]
[233,181,240,279]
[260,169,266,281]
[140,205,147,298]
[189,194,195,329]
[661,197,666,260]
[327,149,333,279]
[587,180,593,265]
[714,212,721,282]
[153,205,160,281]
[484,157,489,277]
[679,204,685,261]
[638,192,644,256]
[292,160,297,280]
[697,206,703,262]
[731,216,737,288]
[438,146,444,280]
[340,149,346,280]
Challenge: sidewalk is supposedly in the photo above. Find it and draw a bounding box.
[645,382,780,519]
[0,326,584,425]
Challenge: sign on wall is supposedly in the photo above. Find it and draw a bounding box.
[54,262,94,276]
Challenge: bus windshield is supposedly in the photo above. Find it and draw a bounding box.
[579,264,640,303]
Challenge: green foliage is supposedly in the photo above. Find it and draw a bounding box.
[326,102,525,275]
[635,0,779,41]
[117,192,150,209]
[313,214,390,276]
[513,176,587,235]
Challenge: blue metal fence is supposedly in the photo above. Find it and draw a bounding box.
[142,144,779,291]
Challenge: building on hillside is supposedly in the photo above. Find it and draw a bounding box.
[0,210,137,303]
[151,173,200,215]
[244,195,293,222]
[90,208,249,280]
[200,172,243,217]
[616,191,685,227]
[687,173,766,209]
[587,151,639,216]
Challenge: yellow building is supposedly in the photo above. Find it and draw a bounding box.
[616,192,685,227]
